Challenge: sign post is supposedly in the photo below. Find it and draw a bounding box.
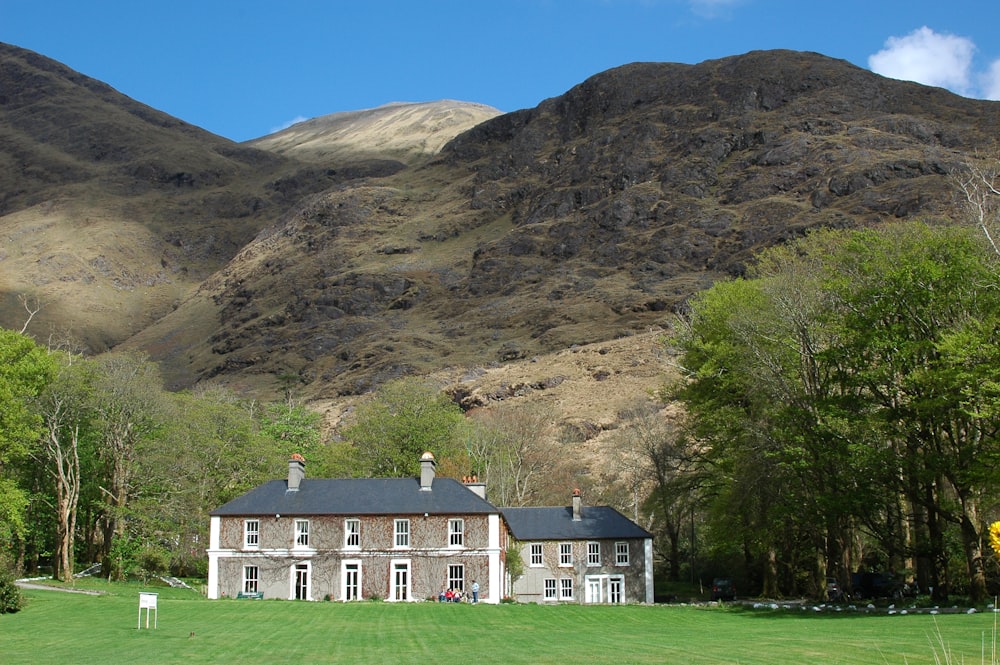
[138,592,158,629]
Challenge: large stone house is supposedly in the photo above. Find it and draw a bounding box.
[502,489,654,604]
[207,454,653,604]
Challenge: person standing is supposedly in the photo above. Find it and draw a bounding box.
[471,580,480,603]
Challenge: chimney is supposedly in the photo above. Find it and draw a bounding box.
[572,488,582,521]
[419,451,436,491]
[288,453,306,491]
[463,475,487,500]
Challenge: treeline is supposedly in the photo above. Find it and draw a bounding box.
[0,342,321,582]
[665,221,1000,602]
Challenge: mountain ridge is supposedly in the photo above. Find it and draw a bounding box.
[4,44,999,413]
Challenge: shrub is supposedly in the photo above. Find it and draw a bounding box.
[0,567,24,614]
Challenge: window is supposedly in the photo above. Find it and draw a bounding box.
[559,543,573,567]
[529,543,543,567]
[243,565,259,594]
[244,520,259,548]
[448,519,464,547]
[448,564,464,592]
[560,578,574,600]
[391,560,410,601]
[615,541,630,566]
[395,519,410,548]
[544,578,557,600]
[345,519,360,548]
[587,542,601,566]
[343,561,361,601]
[295,519,309,547]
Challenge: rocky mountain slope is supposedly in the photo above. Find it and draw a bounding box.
[4,44,1000,416]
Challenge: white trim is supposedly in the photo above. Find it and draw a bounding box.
[342,559,362,601]
[290,561,311,600]
[389,558,411,601]
[644,538,654,603]
[207,516,221,598]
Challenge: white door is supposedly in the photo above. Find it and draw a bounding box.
[609,576,624,604]
[392,562,410,601]
[586,577,604,604]
[343,562,360,601]
[294,563,309,600]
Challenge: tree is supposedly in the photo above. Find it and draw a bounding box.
[0,330,55,555]
[673,222,1000,601]
[136,388,288,575]
[90,352,168,578]
[465,401,558,507]
[341,378,468,477]
[33,355,96,581]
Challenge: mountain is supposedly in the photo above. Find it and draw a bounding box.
[122,50,1000,398]
[4,45,1000,408]
[247,101,501,166]
[0,42,368,351]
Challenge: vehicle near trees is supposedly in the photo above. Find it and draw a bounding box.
[711,577,736,601]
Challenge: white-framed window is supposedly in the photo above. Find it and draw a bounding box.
[244,519,260,548]
[345,518,360,548]
[391,559,410,601]
[587,541,601,566]
[559,542,573,567]
[529,543,543,567]
[615,541,630,566]
[295,519,309,547]
[543,578,557,600]
[448,518,464,547]
[448,564,464,592]
[560,578,574,600]
[342,560,361,601]
[243,565,259,594]
[395,519,410,548]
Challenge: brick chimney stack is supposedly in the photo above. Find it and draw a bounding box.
[572,488,582,521]
[288,453,306,491]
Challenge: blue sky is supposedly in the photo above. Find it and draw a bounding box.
[5,0,1000,142]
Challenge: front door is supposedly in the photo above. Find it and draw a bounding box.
[294,563,309,600]
[609,576,623,604]
[586,577,603,604]
[343,562,360,601]
[392,561,410,601]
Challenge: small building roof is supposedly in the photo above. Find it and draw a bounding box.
[501,505,652,541]
[210,477,498,517]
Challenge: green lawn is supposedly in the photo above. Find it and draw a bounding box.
[3,583,997,665]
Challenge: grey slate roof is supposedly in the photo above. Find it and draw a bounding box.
[210,477,497,517]
[501,505,652,541]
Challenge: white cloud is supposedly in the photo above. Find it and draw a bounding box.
[270,115,309,134]
[868,26,975,96]
[981,60,1000,101]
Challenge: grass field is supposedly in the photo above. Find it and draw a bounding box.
[3,581,998,665]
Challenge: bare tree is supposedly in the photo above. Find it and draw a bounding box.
[466,401,558,507]
[34,357,93,581]
[955,157,1000,256]
[16,294,41,335]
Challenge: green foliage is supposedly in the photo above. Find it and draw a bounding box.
[0,330,55,547]
[673,221,1000,600]
[0,567,23,614]
[505,541,525,583]
[341,377,468,477]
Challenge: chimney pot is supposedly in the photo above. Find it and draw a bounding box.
[572,488,582,521]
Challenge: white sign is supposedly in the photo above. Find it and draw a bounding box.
[138,592,158,629]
